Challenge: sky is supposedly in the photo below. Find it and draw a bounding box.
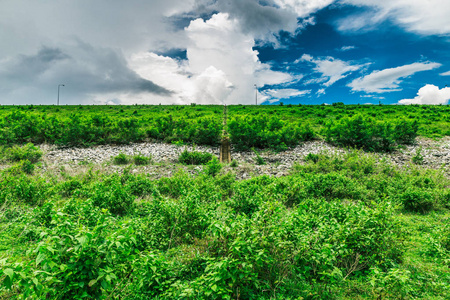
[1,0,450,105]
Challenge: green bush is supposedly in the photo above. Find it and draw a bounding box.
[228,115,315,151]
[325,115,418,152]
[6,159,35,175]
[252,148,265,165]
[133,152,151,165]
[399,188,435,213]
[205,156,222,177]
[178,148,213,165]
[1,200,140,299]
[305,152,320,163]
[411,147,424,165]
[4,143,42,163]
[90,175,135,215]
[112,152,130,165]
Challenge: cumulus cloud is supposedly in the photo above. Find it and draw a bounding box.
[298,54,366,87]
[348,62,441,93]
[130,13,295,105]
[339,0,450,35]
[398,84,450,105]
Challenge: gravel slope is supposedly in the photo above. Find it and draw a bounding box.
[34,137,450,179]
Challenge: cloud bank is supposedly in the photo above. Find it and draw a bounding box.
[0,0,325,105]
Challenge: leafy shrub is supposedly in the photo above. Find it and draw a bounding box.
[205,156,222,177]
[4,143,42,163]
[126,175,158,197]
[113,152,130,165]
[399,188,434,213]
[325,115,418,152]
[1,200,140,299]
[228,115,315,151]
[411,147,424,165]
[305,152,320,163]
[58,178,83,198]
[252,148,265,165]
[178,148,213,165]
[133,152,151,165]
[6,159,35,175]
[90,175,135,215]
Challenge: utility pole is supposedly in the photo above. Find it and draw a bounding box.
[57,84,65,105]
[254,84,257,105]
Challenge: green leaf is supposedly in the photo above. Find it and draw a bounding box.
[3,276,12,289]
[36,253,45,266]
[3,268,14,278]
[89,279,97,287]
[32,277,39,286]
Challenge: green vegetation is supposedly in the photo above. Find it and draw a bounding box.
[2,143,42,163]
[251,148,266,165]
[0,105,222,147]
[133,152,152,165]
[1,104,450,150]
[178,148,213,165]
[112,152,130,165]
[325,115,418,152]
[0,145,449,299]
[1,104,450,298]
[227,104,450,151]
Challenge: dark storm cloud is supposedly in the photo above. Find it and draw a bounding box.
[216,0,298,35]
[185,0,298,37]
[0,42,171,104]
[0,47,69,83]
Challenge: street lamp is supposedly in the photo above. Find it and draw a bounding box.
[57,84,65,105]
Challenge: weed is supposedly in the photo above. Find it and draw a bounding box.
[133,152,151,165]
[178,148,213,165]
[113,152,130,165]
[412,147,424,165]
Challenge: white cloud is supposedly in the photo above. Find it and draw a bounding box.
[316,88,326,96]
[398,84,450,105]
[340,0,450,35]
[299,54,366,87]
[348,62,441,93]
[130,13,294,105]
[440,71,450,76]
[339,46,356,51]
[274,0,335,18]
[262,88,310,100]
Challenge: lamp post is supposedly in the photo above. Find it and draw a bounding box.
[254,84,257,105]
[57,84,65,105]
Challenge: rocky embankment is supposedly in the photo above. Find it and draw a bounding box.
[37,137,450,179]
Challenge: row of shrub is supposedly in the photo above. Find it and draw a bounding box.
[0,111,222,146]
[227,114,419,152]
[228,115,315,151]
[325,115,418,152]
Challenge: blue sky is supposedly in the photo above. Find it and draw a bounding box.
[1,0,450,105]
[255,4,450,104]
